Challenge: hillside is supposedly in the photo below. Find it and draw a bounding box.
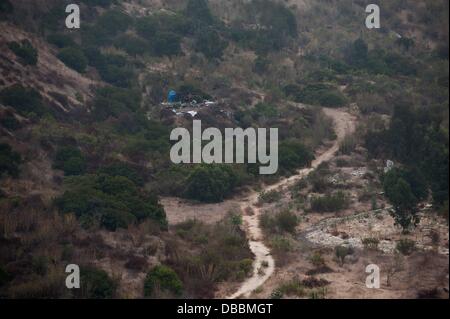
[0,0,448,299]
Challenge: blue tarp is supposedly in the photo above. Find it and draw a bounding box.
[168,90,177,103]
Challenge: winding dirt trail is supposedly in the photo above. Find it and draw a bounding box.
[227,107,356,299]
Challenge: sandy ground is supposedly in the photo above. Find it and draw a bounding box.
[162,197,241,225]
[252,245,449,299]
[224,107,356,298]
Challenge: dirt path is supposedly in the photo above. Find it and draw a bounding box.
[227,107,356,298]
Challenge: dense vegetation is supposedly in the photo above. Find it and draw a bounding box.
[53,146,87,176]
[184,165,240,203]
[230,0,298,54]
[0,85,46,117]
[367,102,449,213]
[0,143,21,178]
[260,210,299,234]
[169,214,253,298]
[55,173,167,231]
[57,47,88,73]
[144,265,183,298]
[8,40,38,66]
[0,0,13,15]
[284,84,348,108]
[310,191,350,213]
[76,267,117,299]
[279,141,314,174]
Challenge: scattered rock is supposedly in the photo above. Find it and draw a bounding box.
[344,254,359,264]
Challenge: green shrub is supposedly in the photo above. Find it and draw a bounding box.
[47,33,75,48]
[97,64,134,88]
[345,38,368,68]
[253,102,278,119]
[311,192,350,213]
[166,216,253,298]
[320,91,348,107]
[31,256,49,276]
[253,56,269,74]
[260,212,275,232]
[152,32,182,57]
[258,190,282,204]
[287,83,348,107]
[61,245,74,261]
[0,143,21,178]
[238,259,253,275]
[260,210,298,234]
[114,35,148,56]
[309,251,326,268]
[8,40,38,65]
[276,210,299,234]
[229,211,243,226]
[54,146,86,176]
[0,84,45,116]
[177,84,212,102]
[270,289,284,299]
[62,157,87,176]
[55,174,167,231]
[185,0,214,26]
[396,239,416,256]
[362,238,380,250]
[334,245,354,266]
[8,275,65,298]
[279,141,314,173]
[96,9,132,37]
[339,134,358,155]
[194,29,228,60]
[277,280,305,297]
[231,0,297,54]
[0,0,13,14]
[91,86,141,121]
[0,113,21,131]
[184,165,239,203]
[57,47,88,73]
[135,16,158,38]
[290,179,308,195]
[309,287,328,299]
[99,162,144,186]
[129,14,186,57]
[270,236,293,253]
[0,265,11,287]
[77,266,116,299]
[302,277,330,288]
[144,265,183,297]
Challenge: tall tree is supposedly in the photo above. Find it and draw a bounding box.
[384,173,420,233]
